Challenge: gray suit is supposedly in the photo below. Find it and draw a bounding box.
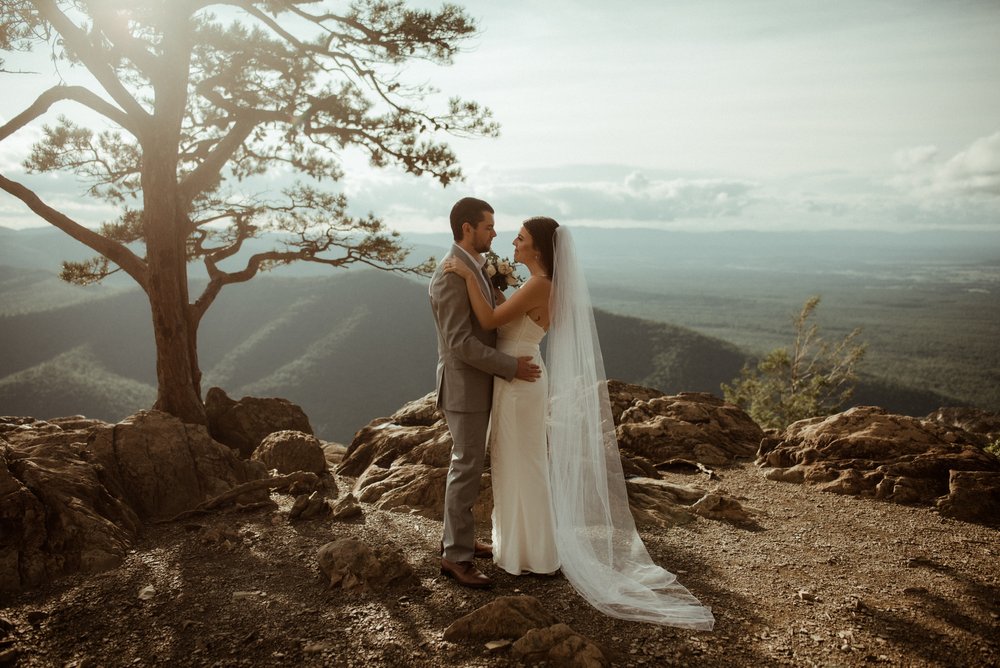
[429,244,517,562]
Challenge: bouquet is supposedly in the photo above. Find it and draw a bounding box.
[484,251,522,292]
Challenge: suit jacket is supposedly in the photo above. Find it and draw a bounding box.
[429,244,518,412]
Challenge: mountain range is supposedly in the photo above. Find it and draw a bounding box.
[3,225,991,441]
[0,268,754,441]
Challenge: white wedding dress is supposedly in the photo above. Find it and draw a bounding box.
[490,228,715,630]
[489,313,560,575]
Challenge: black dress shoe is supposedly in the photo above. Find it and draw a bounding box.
[440,558,492,588]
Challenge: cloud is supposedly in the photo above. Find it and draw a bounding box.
[893,131,1000,199]
[464,171,758,223]
[936,131,1000,197]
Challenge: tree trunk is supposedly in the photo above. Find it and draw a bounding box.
[143,9,205,425]
[143,144,205,425]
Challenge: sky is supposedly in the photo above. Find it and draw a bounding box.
[2,0,999,233]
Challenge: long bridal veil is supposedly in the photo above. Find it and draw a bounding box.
[546,228,715,630]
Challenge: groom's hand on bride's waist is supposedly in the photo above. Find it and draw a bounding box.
[514,356,541,382]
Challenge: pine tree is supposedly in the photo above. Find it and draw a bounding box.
[0,1,496,423]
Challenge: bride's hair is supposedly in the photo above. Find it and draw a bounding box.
[523,216,559,279]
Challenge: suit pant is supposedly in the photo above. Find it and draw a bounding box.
[441,408,491,562]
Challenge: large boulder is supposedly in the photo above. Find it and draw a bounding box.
[758,406,1000,523]
[937,470,1000,522]
[617,392,763,466]
[252,430,328,475]
[87,410,269,521]
[354,463,493,522]
[205,387,313,458]
[1,417,139,591]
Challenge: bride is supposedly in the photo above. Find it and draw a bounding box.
[443,217,715,630]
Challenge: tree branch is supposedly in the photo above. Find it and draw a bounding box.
[178,117,260,203]
[0,85,137,141]
[0,172,148,290]
[33,0,151,124]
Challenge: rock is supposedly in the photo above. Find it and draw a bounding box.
[757,406,1000,523]
[338,399,452,477]
[87,410,269,521]
[289,492,330,521]
[205,387,313,458]
[316,538,413,590]
[390,392,445,427]
[617,392,763,466]
[322,442,348,467]
[444,596,559,642]
[0,647,20,666]
[624,477,700,527]
[690,491,753,523]
[330,493,363,521]
[354,464,493,522]
[511,623,610,667]
[138,585,155,601]
[606,380,666,423]
[925,407,1000,444]
[341,384,759,523]
[252,430,329,476]
[937,470,1000,524]
[1,417,139,591]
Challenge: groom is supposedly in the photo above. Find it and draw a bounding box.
[428,197,540,588]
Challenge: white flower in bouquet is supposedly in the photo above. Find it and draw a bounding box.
[484,251,522,292]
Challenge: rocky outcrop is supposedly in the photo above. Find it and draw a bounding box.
[252,430,328,475]
[925,407,1000,445]
[205,387,313,458]
[88,410,269,521]
[337,392,449,477]
[758,406,1000,523]
[1,410,272,591]
[354,463,493,521]
[339,392,489,520]
[342,387,751,527]
[315,538,413,590]
[617,392,763,466]
[1,417,139,591]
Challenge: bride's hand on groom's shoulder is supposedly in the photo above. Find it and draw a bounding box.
[442,258,472,279]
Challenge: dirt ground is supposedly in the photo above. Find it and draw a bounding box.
[1,463,997,667]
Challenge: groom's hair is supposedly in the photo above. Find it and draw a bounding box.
[450,197,494,241]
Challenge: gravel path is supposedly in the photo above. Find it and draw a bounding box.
[2,463,997,667]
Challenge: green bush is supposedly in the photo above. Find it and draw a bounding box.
[986,439,1000,458]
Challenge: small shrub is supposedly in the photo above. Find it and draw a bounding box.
[722,296,866,430]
